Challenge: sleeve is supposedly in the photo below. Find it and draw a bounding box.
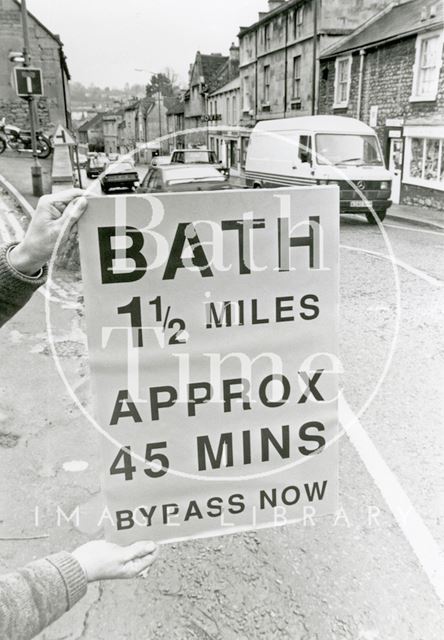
[0,551,88,640]
[0,243,47,328]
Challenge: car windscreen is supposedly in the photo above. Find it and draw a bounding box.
[315,134,383,166]
[107,162,134,173]
[181,151,211,163]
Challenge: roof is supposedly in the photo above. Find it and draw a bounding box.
[239,0,304,37]
[199,54,229,86]
[321,0,444,58]
[78,112,104,132]
[167,100,185,115]
[209,76,240,97]
[253,115,377,134]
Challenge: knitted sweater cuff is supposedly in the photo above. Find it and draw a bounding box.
[0,243,47,293]
[46,552,88,609]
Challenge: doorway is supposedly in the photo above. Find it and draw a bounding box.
[388,137,403,204]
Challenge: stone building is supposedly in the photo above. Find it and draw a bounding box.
[166,99,185,151]
[318,0,444,210]
[184,51,230,146]
[0,0,71,130]
[103,109,124,155]
[238,0,393,132]
[77,112,105,151]
[208,78,242,173]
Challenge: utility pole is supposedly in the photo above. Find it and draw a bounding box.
[311,0,318,116]
[21,0,43,196]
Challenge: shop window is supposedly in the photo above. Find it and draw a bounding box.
[405,135,444,190]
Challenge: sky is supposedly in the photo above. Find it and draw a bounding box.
[26,0,266,88]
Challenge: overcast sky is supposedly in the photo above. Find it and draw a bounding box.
[26,0,266,88]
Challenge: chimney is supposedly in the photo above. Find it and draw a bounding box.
[229,42,240,62]
[268,0,285,12]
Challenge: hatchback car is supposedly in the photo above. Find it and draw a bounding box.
[100,161,139,193]
[138,164,231,193]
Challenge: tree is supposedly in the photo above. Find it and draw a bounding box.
[146,72,180,98]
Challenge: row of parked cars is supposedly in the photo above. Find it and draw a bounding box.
[85,148,230,195]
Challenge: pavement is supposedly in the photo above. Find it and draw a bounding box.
[0,150,52,208]
[0,179,443,638]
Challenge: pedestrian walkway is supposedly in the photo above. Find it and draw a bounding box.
[0,151,51,208]
[0,194,26,244]
[388,203,444,229]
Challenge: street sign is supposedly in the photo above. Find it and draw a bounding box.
[78,187,339,545]
[14,66,43,97]
[53,124,76,146]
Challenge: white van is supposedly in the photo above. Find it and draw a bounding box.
[245,115,392,224]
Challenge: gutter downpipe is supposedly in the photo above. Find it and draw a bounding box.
[357,48,366,120]
[283,10,288,117]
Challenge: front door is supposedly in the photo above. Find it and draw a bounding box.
[389,138,403,204]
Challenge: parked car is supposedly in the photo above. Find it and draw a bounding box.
[137,164,231,194]
[86,156,107,179]
[100,161,139,193]
[151,155,171,167]
[245,115,392,224]
[170,148,225,173]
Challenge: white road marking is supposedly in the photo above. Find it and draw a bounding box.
[341,244,443,287]
[385,223,444,237]
[340,396,444,604]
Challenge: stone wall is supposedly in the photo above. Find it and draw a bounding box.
[402,183,444,212]
[0,96,50,130]
[318,35,444,140]
[0,0,69,131]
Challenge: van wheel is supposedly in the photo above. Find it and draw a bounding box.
[253,183,262,189]
[366,211,386,225]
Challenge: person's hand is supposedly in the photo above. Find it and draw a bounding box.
[72,540,158,582]
[8,188,88,276]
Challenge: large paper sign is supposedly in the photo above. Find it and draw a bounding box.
[79,187,339,544]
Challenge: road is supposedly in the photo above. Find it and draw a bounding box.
[0,191,443,639]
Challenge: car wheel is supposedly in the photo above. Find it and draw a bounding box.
[253,183,262,189]
[366,210,386,225]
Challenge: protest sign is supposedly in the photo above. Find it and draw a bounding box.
[78,186,339,545]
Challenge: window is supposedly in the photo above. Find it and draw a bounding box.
[293,56,301,99]
[404,131,444,190]
[315,134,383,166]
[263,65,270,103]
[411,31,444,101]
[243,76,251,112]
[334,56,352,108]
[226,97,231,124]
[264,23,272,51]
[294,5,304,39]
[232,95,237,124]
[298,134,312,163]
